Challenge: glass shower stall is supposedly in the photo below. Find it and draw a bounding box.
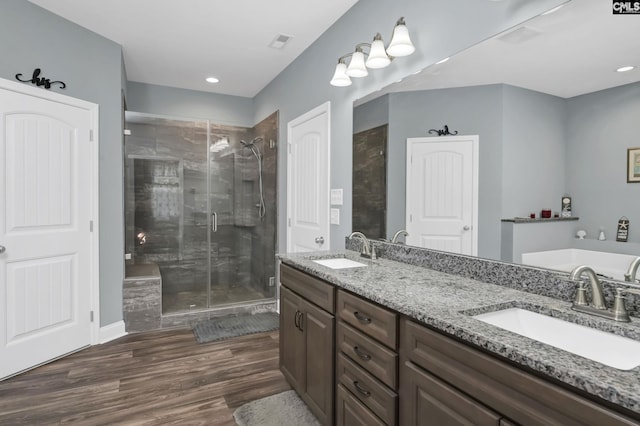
[124,112,278,315]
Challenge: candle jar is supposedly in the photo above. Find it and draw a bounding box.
[541,209,552,218]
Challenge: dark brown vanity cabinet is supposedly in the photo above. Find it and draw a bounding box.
[399,317,640,426]
[279,264,335,426]
[336,289,398,426]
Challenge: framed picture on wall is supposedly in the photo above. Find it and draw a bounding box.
[627,147,640,183]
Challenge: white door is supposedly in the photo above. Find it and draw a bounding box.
[406,135,478,256]
[287,102,330,253]
[0,80,97,379]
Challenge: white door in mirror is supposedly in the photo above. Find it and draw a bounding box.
[406,135,478,256]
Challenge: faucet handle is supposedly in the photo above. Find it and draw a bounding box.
[613,288,633,322]
[573,280,588,306]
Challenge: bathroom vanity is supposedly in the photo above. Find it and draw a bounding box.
[278,247,640,425]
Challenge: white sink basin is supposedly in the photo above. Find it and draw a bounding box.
[472,308,640,370]
[312,258,367,269]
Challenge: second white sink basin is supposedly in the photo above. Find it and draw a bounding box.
[312,258,367,269]
[473,308,640,370]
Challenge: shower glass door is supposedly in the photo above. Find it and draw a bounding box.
[125,112,278,314]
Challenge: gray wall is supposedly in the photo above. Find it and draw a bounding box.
[126,82,253,127]
[252,0,565,252]
[388,85,504,259]
[502,85,566,219]
[353,94,388,134]
[0,0,125,326]
[353,83,568,260]
[566,81,640,244]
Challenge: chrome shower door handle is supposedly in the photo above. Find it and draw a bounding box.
[315,236,325,246]
[212,212,218,232]
[0,245,5,254]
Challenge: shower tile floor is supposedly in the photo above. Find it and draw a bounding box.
[163,285,272,315]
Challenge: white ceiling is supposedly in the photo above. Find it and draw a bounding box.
[357,0,640,105]
[29,0,359,98]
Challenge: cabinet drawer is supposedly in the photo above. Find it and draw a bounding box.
[337,321,397,389]
[337,353,397,426]
[400,360,501,426]
[401,318,639,426]
[337,289,397,349]
[280,264,335,313]
[336,384,386,426]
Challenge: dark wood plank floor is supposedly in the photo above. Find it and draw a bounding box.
[0,328,290,425]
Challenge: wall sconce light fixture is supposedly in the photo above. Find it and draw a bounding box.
[330,17,416,87]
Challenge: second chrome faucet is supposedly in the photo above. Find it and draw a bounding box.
[349,231,376,260]
[570,264,639,322]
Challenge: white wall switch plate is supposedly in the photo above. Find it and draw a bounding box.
[330,189,343,205]
[125,253,132,260]
[330,208,340,225]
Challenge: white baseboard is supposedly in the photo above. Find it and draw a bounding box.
[99,320,127,344]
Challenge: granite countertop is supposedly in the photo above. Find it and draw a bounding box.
[278,250,640,417]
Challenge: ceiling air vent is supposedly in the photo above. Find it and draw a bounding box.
[269,34,293,49]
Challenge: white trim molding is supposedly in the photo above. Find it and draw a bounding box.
[99,321,127,344]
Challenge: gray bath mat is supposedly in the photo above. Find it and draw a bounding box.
[233,390,321,426]
[192,312,279,343]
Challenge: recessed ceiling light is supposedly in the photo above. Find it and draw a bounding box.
[205,76,219,83]
[616,66,635,73]
[435,57,450,65]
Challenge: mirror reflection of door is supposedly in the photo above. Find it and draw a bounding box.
[406,135,478,256]
[352,125,387,240]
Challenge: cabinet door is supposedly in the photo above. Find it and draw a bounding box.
[400,361,501,426]
[279,286,305,392]
[302,298,335,425]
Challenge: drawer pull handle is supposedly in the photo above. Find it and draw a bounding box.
[353,380,371,397]
[353,345,372,361]
[353,311,372,324]
[294,311,304,332]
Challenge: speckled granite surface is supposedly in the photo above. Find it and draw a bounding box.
[278,249,640,418]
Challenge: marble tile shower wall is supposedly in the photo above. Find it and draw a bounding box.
[353,125,387,240]
[124,112,278,314]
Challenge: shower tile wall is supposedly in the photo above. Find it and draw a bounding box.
[124,113,278,317]
[248,111,278,294]
[353,124,387,240]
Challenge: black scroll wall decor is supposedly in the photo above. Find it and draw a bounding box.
[428,125,458,136]
[15,68,66,90]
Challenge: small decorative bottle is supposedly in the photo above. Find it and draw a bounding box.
[598,228,606,241]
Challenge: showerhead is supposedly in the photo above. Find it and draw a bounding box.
[240,136,264,148]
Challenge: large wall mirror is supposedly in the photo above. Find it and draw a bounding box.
[352,0,640,282]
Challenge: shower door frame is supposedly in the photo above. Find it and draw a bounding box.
[125,112,277,314]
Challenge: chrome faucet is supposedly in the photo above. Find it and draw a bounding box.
[570,265,607,310]
[391,230,409,244]
[349,231,376,260]
[569,265,632,321]
[624,257,640,283]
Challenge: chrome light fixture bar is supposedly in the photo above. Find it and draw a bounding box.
[330,17,416,87]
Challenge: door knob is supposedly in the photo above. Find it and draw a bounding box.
[463,226,470,231]
[0,245,5,254]
[315,236,325,245]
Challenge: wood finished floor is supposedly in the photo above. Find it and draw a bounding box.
[0,328,290,425]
